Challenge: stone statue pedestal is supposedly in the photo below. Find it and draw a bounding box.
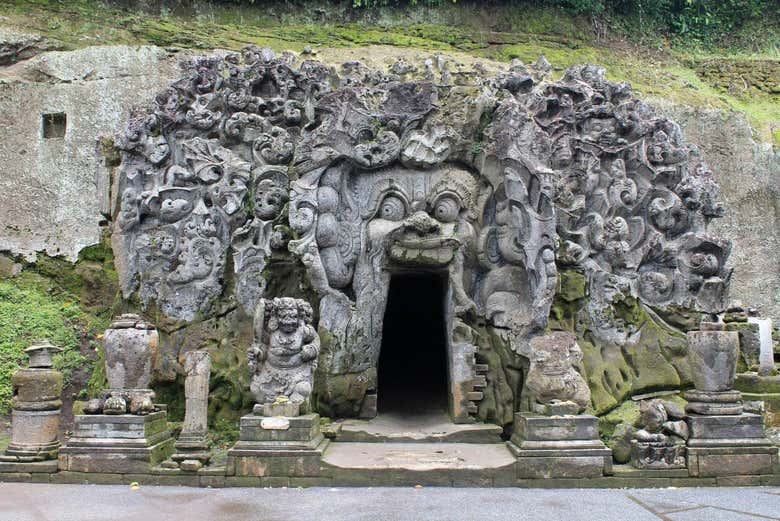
[686,413,777,477]
[226,408,328,478]
[507,413,612,479]
[630,440,686,470]
[59,410,174,474]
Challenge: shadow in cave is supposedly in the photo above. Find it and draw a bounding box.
[378,272,449,417]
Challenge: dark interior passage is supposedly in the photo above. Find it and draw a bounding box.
[378,272,449,415]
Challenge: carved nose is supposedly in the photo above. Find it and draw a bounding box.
[404,211,440,235]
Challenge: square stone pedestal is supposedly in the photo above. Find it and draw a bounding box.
[226,412,328,478]
[686,413,778,477]
[507,413,612,479]
[59,411,174,474]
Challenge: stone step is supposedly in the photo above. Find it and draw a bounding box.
[335,413,503,444]
[321,442,516,485]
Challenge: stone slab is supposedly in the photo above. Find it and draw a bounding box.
[58,437,174,474]
[336,411,502,444]
[0,459,58,474]
[239,413,320,443]
[686,413,767,440]
[227,438,329,478]
[687,446,779,477]
[510,413,599,445]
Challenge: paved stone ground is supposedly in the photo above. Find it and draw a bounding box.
[0,483,778,521]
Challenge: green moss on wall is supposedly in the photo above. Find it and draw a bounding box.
[0,269,109,414]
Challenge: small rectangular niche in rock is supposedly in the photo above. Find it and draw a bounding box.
[169,350,212,472]
[0,341,63,463]
[227,297,328,479]
[58,315,174,474]
[508,333,612,478]
[684,322,778,477]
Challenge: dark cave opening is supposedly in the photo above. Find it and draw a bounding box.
[378,272,449,416]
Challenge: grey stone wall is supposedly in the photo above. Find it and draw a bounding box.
[0,45,182,261]
[0,43,777,319]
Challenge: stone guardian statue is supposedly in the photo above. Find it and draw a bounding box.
[248,297,320,410]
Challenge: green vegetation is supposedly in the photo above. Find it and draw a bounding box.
[0,270,111,413]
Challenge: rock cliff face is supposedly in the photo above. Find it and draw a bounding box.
[0,43,776,423]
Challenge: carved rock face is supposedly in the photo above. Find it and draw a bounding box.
[112,47,732,420]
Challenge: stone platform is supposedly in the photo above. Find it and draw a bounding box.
[686,413,778,477]
[321,442,516,486]
[58,411,174,474]
[226,413,329,478]
[508,413,613,479]
[336,411,503,443]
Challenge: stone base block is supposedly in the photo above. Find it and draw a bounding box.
[237,413,321,448]
[59,411,174,474]
[227,412,327,478]
[686,412,777,477]
[0,459,58,474]
[227,438,329,477]
[508,413,612,478]
[630,441,686,470]
[509,413,599,445]
[686,413,767,442]
[59,437,175,474]
[687,446,778,477]
[3,409,61,461]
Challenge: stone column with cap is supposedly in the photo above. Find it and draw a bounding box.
[685,321,778,477]
[170,350,212,471]
[1,340,63,462]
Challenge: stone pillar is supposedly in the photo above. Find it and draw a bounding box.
[171,351,211,470]
[1,341,63,462]
[685,322,778,477]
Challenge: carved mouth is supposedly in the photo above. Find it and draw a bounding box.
[387,236,461,266]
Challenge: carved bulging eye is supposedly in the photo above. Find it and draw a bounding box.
[379,195,405,221]
[433,195,460,223]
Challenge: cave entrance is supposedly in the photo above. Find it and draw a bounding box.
[378,272,450,417]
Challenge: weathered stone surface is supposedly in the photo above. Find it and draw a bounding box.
[109,47,733,423]
[509,413,612,478]
[524,332,590,414]
[176,350,211,450]
[0,27,52,65]
[104,314,158,391]
[0,45,182,261]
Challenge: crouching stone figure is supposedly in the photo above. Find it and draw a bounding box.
[525,332,591,415]
[248,297,320,409]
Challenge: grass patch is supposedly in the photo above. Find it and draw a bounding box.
[0,271,110,414]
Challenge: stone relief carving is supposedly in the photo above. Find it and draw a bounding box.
[248,297,320,407]
[113,48,731,422]
[523,332,590,414]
